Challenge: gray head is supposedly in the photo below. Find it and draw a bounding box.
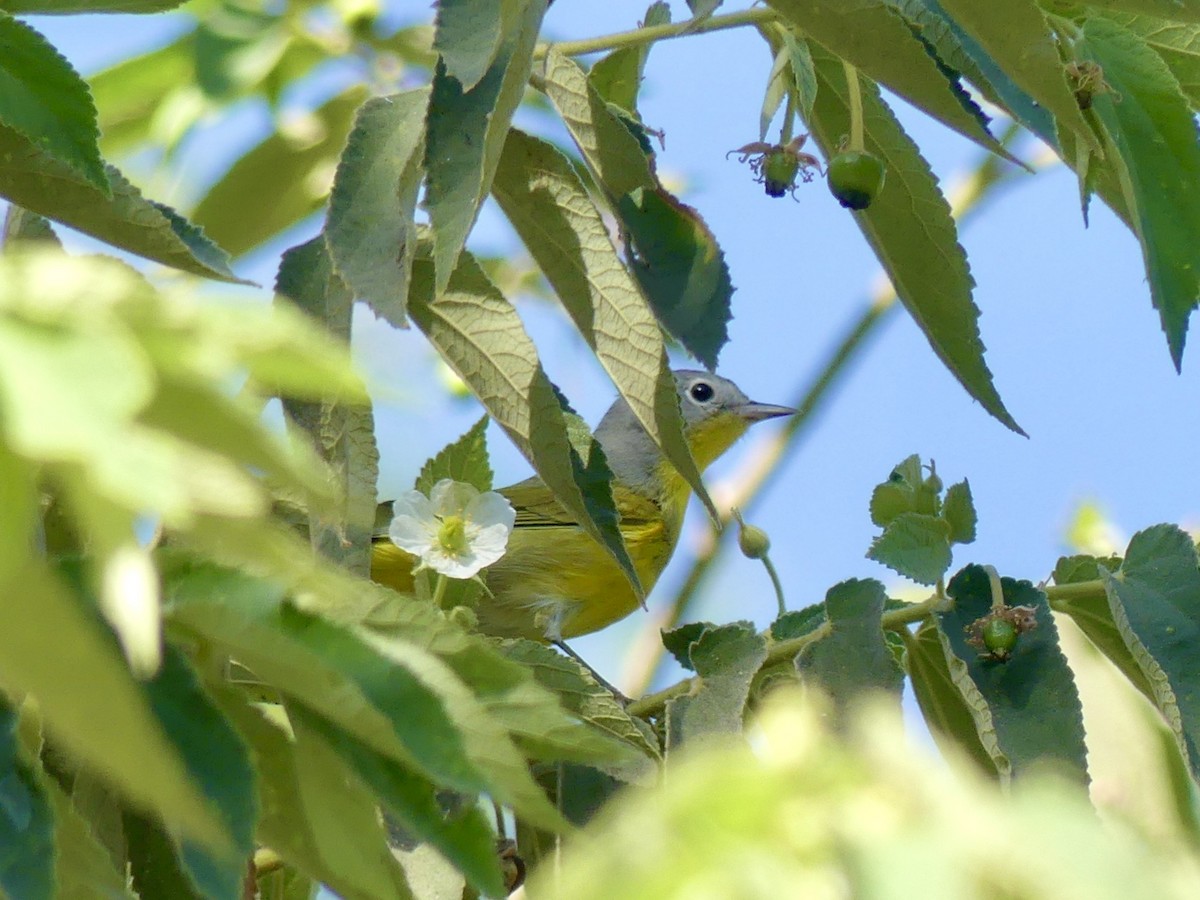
[594,370,794,493]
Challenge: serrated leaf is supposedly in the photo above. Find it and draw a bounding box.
[0,561,226,849]
[1101,12,1200,108]
[212,694,410,900]
[796,579,904,711]
[0,702,54,900]
[766,0,1005,153]
[406,242,641,596]
[415,416,492,495]
[43,774,137,900]
[292,708,503,898]
[0,12,107,193]
[0,130,238,281]
[869,482,913,527]
[425,0,547,294]
[499,639,661,762]
[2,204,59,247]
[770,604,827,641]
[588,2,670,113]
[326,88,428,317]
[942,479,976,544]
[1087,0,1200,22]
[1079,18,1200,368]
[661,621,709,671]
[933,0,1101,151]
[433,0,512,92]
[143,646,256,900]
[903,620,1001,775]
[615,186,733,370]
[665,622,767,750]
[940,565,1088,783]
[805,46,1022,434]
[867,512,952,585]
[192,87,365,259]
[542,47,656,197]
[491,129,718,519]
[782,31,818,121]
[1101,524,1200,775]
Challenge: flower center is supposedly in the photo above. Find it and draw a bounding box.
[436,514,470,556]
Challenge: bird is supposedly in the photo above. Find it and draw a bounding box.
[370,370,793,643]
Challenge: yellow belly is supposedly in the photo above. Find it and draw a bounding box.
[370,516,678,641]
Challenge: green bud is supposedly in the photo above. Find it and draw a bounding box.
[738,522,772,559]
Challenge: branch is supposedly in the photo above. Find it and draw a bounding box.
[533,7,778,60]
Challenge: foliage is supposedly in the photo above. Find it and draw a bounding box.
[1,1,1199,899]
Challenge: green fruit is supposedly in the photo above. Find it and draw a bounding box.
[763,150,801,198]
[827,150,886,210]
[982,618,1018,656]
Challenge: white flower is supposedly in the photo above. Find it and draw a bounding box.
[388,478,515,579]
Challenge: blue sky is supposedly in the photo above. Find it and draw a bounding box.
[33,2,1200,692]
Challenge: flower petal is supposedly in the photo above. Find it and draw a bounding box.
[426,546,486,579]
[468,523,511,566]
[389,506,438,555]
[389,490,435,522]
[430,479,479,517]
[465,490,516,533]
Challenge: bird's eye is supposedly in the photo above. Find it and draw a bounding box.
[689,381,715,403]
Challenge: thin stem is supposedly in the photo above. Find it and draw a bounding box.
[1044,579,1106,606]
[431,573,448,608]
[763,556,786,618]
[843,59,865,151]
[983,564,1005,611]
[534,7,778,60]
[779,90,796,146]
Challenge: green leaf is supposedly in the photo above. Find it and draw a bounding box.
[212,693,410,900]
[424,0,547,294]
[192,4,285,101]
[0,0,187,10]
[0,12,107,193]
[1086,0,1200,23]
[588,2,671,112]
[1100,12,1200,108]
[766,0,1005,153]
[326,88,428,317]
[1101,524,1200,775]
[805,46,1022,434]
[940,565,1088,784]
[0,703,54,900]
[661,622,709,671]
[43,775,136,900]
[491,129,718,519]
[666,622,768,749]
[903,621,1001,775]
[143,646,256,900]
[796,579,904,711]
[1079,18,1200,368]
[867,512,952,585]
[2,204,59,247]
[933,0,1101,151]
[89,34,193,157]
[0,132,238,281]
[542,47,655,197]
[433,0,515,92]
[0,561,227,849]
[292,708,502,898]
[192,87,366,259]
[942,479,976,544]
[614,187,733,370]
[770,604,827,641]
[124,809,202,900]
[406,244,640,596]
[415,416,492,495]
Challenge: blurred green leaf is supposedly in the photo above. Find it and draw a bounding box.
[292,707,503,898]
[42,774,136,900]
[193,2,286,101]
[143,646,256,900]
[542,47,655,197]
[0,131,239,280]
[89,34,195,156]
[407,245,639,597]
[192,87,366,259]
[666,621,767,749]
[934,0,1101,151]
[424,0,546,294]
[0,0,188,10]
[767,0,1005,154]
[796,579,904,710]
[415,416,492,495]
[2,204,59,247]
[0,12,107,193]
[1101,12,1200,108]
[588,1,670,113]
[0,702,54,900]
[867,512,952,585]
[123,809,202,900]
[615,186,733,371]
[942,479,976,543]
[1101,524,1200,776]
[941,565,1088,784]
[0,561,226,850]
[1079,18,1200,368]
[805,46,1022,434]
[326,88,428,317]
